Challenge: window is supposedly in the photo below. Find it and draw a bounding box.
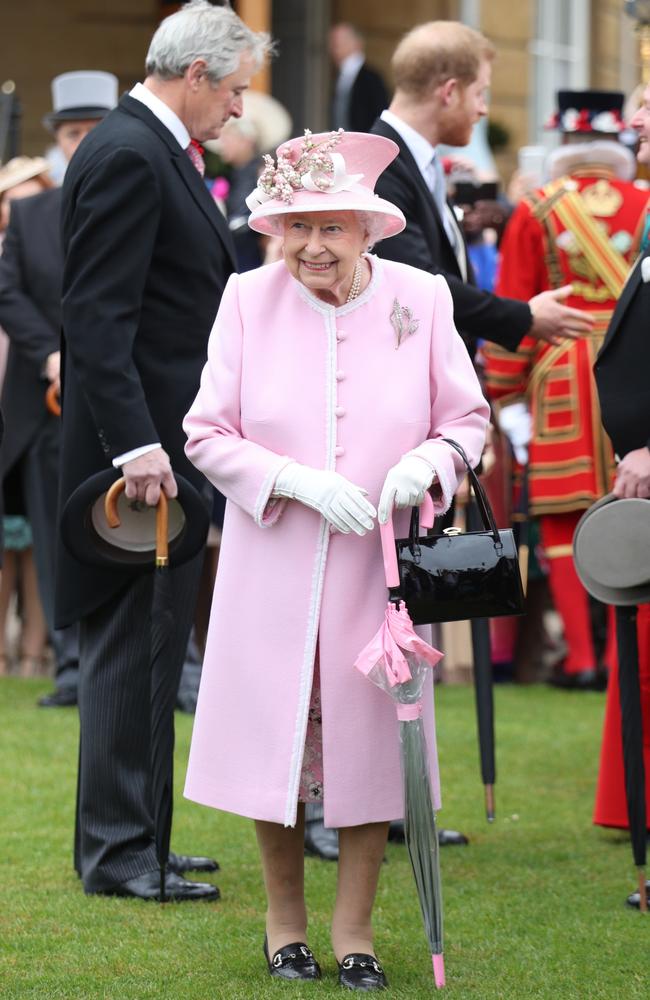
[529,0,590,146]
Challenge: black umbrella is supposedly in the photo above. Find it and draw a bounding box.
[466,498,496,821]
[615,605,648,912]
[106,480,174,903]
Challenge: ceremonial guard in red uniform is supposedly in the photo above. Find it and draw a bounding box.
[484,90,649,689]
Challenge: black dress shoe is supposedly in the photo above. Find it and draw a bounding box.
[338,953,388,991]
[625,880,650,909]
[304,817,339,860]
[438,828,469,847]
[38,686,77,708]
[263,936,321,980]
[167,851,219,873]
[546,667,606,691]
[95,869,219,901]
[388,820,468,847]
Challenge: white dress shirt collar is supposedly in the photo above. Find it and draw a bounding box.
[338,51,365,87]
[129,82,190,150]
[380,109,438,182]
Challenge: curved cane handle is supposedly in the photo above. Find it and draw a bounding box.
[45,383,61,416]
[104,478,126,527]
[104,477,169,565]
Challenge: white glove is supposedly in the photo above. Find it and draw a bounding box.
[497,402,532,464]
[273,463,376,536]
[378,455,435,524]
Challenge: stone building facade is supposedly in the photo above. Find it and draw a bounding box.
[0,0,645,182]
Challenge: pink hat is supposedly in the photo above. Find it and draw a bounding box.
[246,129,406,240]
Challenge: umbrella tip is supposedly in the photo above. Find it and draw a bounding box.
[432,953,445,988]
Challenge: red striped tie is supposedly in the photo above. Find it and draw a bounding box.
[186,139,205,177]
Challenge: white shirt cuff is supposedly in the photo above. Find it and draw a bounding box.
[112,443,161,468]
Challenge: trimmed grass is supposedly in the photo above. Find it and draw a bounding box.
[0,678,647,999]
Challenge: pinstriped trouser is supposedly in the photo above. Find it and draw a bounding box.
[75,553,202,892]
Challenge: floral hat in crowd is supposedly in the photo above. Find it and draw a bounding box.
[246,128,406,239]
[545,90,625,134]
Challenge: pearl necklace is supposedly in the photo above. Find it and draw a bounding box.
[346,258,363,303]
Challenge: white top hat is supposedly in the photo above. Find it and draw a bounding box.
[43,71,118,131]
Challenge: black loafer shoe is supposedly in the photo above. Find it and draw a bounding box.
[95,869,219,901]
[625,880,650,909]
[547,667,606,691]
[38,686,77,708]
[438,828,469,847]
[338,953,388,991]
[263,936,321,980]
[388,821,468,847]
[168,851,220,873]
[304,817,339,860]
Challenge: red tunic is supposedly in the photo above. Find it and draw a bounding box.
[484,168,648,515]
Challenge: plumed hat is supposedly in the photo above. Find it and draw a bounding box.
[545,90,625,135]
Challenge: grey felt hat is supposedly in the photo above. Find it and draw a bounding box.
[42,71,118,132]
[573,493,650,606]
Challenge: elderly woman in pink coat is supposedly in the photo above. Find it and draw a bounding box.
[183,129,489,990]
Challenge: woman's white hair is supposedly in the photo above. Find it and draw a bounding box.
[145,0,273,83]
[276,209,386,247]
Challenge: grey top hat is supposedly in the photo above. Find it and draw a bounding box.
[573,494,650,606]
[42,71,118,132]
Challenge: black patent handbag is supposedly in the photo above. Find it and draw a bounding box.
[388,439,525,625]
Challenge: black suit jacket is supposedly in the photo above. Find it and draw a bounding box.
[346,63,389,133]
[56,94,237,627]
[370,118,531,352]
[594,254,650,458]
[0,187,62,476]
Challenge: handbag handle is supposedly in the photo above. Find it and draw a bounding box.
[380,491,435,588]
[409,438,501,547]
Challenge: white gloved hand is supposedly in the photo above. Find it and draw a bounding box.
[497,402,532,464]
[378,455,435,524]
[273,463,376,535]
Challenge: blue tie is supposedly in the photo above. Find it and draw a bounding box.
[431,154,458,250]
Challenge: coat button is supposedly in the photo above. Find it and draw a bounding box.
[335,370,346,381]
[335,445,345,457]
[335,406,345,418]
[336,330,346,341]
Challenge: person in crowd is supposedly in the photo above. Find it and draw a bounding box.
[369,18,593,848]
[329,22,388,133]
[212,90,292,270]
[182,127,489,990]
[0,72,117,704]
[57,0,271,901]
[483,90,649,691]
[593,82,650,907]
[0,156,53,677]
[371,21,594,354]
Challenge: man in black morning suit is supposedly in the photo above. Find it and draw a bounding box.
[595,77,650,496]
[329,23,388,133]
[372,21,594,352]
[0,71,118,708]
[57,0,270,900]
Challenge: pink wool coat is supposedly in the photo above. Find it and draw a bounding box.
[183,255,489,828]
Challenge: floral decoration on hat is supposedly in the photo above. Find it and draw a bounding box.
[246,129,363,211]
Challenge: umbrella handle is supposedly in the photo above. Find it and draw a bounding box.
[379,493,435,588]
[45,383,61,416]
[104,477,169,566]
[105,478,126,527]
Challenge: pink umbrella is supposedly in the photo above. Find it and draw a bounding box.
[355,494,447,988]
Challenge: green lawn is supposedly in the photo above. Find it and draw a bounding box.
[0,678,647,999]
